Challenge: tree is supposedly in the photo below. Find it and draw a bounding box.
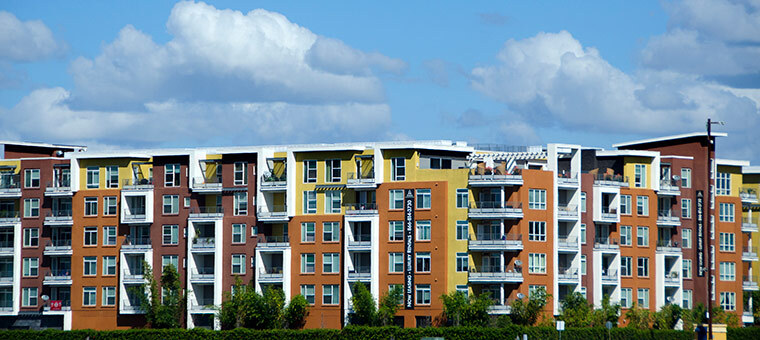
[131,262,186,328]
[558,292,591,327]
[440,290,492,327]
[510,287,550,326]
[217,282,309,330]
[218,277,251,329]
[350,282,377,326]
[283,294,309,329]
[376,285,403,326]
[624,303,651,329]
[652,303,682,329]
[589,294,621,328]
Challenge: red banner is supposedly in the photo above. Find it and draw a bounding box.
[49,300,62,311]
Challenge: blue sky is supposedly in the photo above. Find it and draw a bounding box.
[1,1,759,162]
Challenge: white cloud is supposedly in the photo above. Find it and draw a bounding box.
[305,36,407,76]
[0,11,65,62]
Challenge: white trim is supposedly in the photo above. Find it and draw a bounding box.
[612,132,727,148]
[660,155,694,160]
[716,158,750,167]
[596,150,658,158]
[743,166,760,174]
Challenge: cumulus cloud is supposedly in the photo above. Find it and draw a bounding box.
[305,36,407,76]
[0,11,65,62]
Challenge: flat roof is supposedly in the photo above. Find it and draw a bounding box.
[596,150,659,158]
[743,166,760,174]
[0,140,86,151]
[716,158,750,167]
[612,132,727,149]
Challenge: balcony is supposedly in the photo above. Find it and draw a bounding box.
[0,210,20,223]
[192,176,222,193]
[558,267,579,283]
[557,172,579,188]
[0,174,21,198]
[743,246,759,262]
[596,206,619,223]
[557,204,578,220]
[44,239,72,256]
[121,299,144,314]
[468,266,523,284]
[0,272,13,286]
[122,269,146,285]
[256,205,288,222]
[347,266,372,282]
[189,300,216,313]
[468,234,523,252]
[468,201,523,220]
[43,300,72,312]
[190,267,215,283]
[191,237,216,252]
[664,271,681,286]
[122,178,153,191]
[189,206,223,219]
[658,179,681,196]
[657,210,681,226]
[601,269,618,285]
[594,237,620,251]
[557,235,579,252]
[348,234,371,250]
[656,240,682,255]
[44,210,72,226]
[346,172,376,189]
[740,187,759,204]
[344,203,378,216]
[593,173,629,187]
[44,181,72,197]
[260,172,287,191]
[121,237,152,252]
[468,171,523,187]
[43,270,72,285]
[0,240,12,256]
[742,217,759,233]
[256,235,290,249]
[122,206,148,224]
[743,276,759,291]
[258,267,284,283]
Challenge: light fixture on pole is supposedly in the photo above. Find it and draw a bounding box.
[706,118,724,340]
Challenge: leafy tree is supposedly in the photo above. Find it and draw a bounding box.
[131,262,186,328]
[624,303,651,330]
[218,278,252,329]
[589,294,621,328]
[440,290,492,327]
[350,282,377,326]
[217,281,309,330]
[652,303,682,329]
[283,294,309,329]
[558,292,591,327]
[376,285,403,326]
[510,286,550,326]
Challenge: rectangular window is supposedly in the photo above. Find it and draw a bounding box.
[637,288,650,309]
[581,192,586,212]
[637,257,649,277]
[22,287,38,307]
[621,288,632,308]
[389,221,403,241]
[303,160,317,183]
[456,189,468,209]
[86,167,99,188]
[682,229,692,249]
[301,285,315,304]
[83,287,96,306]
[103,226,117,246]
[323,253,339,273]
[22,257,38,276]
[102,286,116,306]
[301,253,315,273]
[720,292,736,311]
[23,198,39,217]
[103,196,117,215]
[416,220,431,241]
[83,256,97,276]
[719,203,734,222]
[416,252,431,272]
[719,232,735,252]
[325,159,341,183]
[634,164,646,188]
[302,191,316,214]
[232,224,245,244]
[162,195,178,214]
[581,255,586,275]
[301,222,315,242]
[323,284,339,305]
[231,254,245,274]
[24,169,40,188]
[233,192,248,215]
[103,256,116,276]
[84,227,98,246]
[162,255,179,271]
[456,285,468,299]
[324,191,341,214]
[637,226,649,247]
[84,197,98,216]
[580,224,586,244]
[681,168,691,188]
[105,166,118,188]
[389,253,404,273]
[719,262,736,281]
[23,228,39,247]
[323,222,339,242]
[163,225,179,245]
[683,290,693,309]
[416,189,431,209]
[580,287,587,299]
[528,221,546,241]
[389,189,404,209]
[233,162,247,186]
[681,198,692,219]
[528,189,547,209]
[683,259,692,279]
[716,172,731,195]
[415,284,431,305]
[164,164,180,187]
[456,252,468,272]
[621,256,632,276]
[528,253,547,274]
[620,226,632,246]
[620,195,632,215]
[391,158,405,181]
[456,221,468,240]
[636,196,649,216]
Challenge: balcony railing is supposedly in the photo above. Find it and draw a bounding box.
[45,210,73,225]
[44,300,72,312]
[348,234,371,247]
[0,210,20,222]
[192,237,215,249]
[740,187,758,202]
[348,265,371,280]
[347,172,375,186]
[122,206,147,222]
[599,206,618,220]
[189,206,224,218]
[558,204,578,219]
[122,269,145,283]
[44,180,71,194]
[122,236,151,249]
[657,210,680,225]
[594,237,619,250]
[191,267,215,281]
[557,172,579,186]
[0,174,20,195]
[743,276,759,290]
[468,234,523,250]
[257,235,290,248]
[344,203,378,215]
[122,178,153,190]
[593,173,629,187]
[0,271,14,283]
[0,240,12,253]
[743,246,759,261]
[121,299,143,312]
[656,240,681,254]
[468,265,523,282]
[558,267,579,281]
[601,269,618,283]
[44,269,72,282]
[257,205,287,220]
[742,217,759,232]
[469,201,523,218]
[45,239,72,253]
[261,172,287,189]
[468,170,523,186]
[664,271,680,284]
[659,179,681,195]
[193,176,222,190]
[558,235,579,250]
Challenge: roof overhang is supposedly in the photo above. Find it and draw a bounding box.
[612,132,727,149]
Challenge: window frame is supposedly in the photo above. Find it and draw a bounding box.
[103,226,117,246]
[303,160,317,183]
[322,253,339,274]
[23,198,40,218]
[102,256,116,276]
[86,167,99,189]
[528,221,546,241]
[231,224,245,244]
[389,189,404,209]
[164,164,180,187]
[637,226,649,247]
[324,191,341,214]
[528,189,547,210]
[83,287,97,306]
[620,225,632,246]
[325,159,341,183]
[162,195,179,215]
[24,169,40,188]
[302,191,317,214]
[23,228,39,247]
[231,254,246,275]
[389,221,403,241]
[83,256,97,276]
[301,222,315,243]
[22,257,39,277]
[528,253,547,274]
[84,197,98,216]
[103,196,117,216]
[102,286,116,306]
[323,222,339,242]
[233,192,248,216]
[415,284,431,305]
[637,257,649,277]
[163,225,179,245]
[391,158,406,181]
[415,220,431,241]
[456,189,468,209]
[301,253,315,273]
[233,162,248,186]
[105,166,119,188]
[389,252,404,273]
[620,195,632,215]
[22,287,38,307]
[84,226,98,246]
[415,252,431,273]
[416,189,431,209]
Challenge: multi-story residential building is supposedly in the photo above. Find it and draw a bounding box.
[0,132,756,330]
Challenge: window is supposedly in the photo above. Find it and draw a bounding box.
[637,288,650,309]
[163,225,179,245]
[231,254,245,274]
[84,227,98,246]
[83,256,97,276]
[23,198,39,217]
[416,252,431,272]
[679,168,691,188]
[162,255,179,271]
[323,222,339,242]
[620,195,631,215]
[636,196,649,216]
[456,285,468,299]
[456,253,468,272]
[84,197,98,216]
[637,226,649,247]
[716,172,731,195]
[24,169,40,188]
[301,285,315,304]
[303,160,317,183]
[720,292,736,311]
[184,197,190,208]
[162,195,178,214]
[529,253,546,274]
[580,224,586,244]
[325,191,341,214]
[456,221,468,240]
[683,259,692,279]
[86,167,99,188]
[416,220,431,241]
[528,221,546,241]
[23,228,39,247]
[232,192,247,216]
[719,262,736,281]
[678,290,691,309]
[621,256,632,276]
[102,196,117,216]
[682,229,692,249]
[581,192,586,212]
[391,157,405,181]
[100,226,117,246]
[325,159,341,182]
[389,221,403,241]
[83,287,96,306]
[416,284,431,305]
[22,257,38,276]
[681,199,692,219]
[101,286,116,306]
[416,189,431,209]
[528,189,546,209]
[620,226,632,246]
[719,203,734,222]
[621,288,632,308]
[634,164,646,188]
[164,164,180,187]
[233,162,247,186]
[581,255,587,275]
[637,257,649,277]
[105,166,118,188]
[22,287,38,307]
[389,189,404,209]
[323,253,339,273]
[529,285,546,298]
[323,284,339,305]
[719,232,735,252]
[232,224,245,244]
[389,253,404,273]
[102,256,116,276]
[301,253,315,273]
[301,222,315,242]
[302,191,316,214]
[390,284,405,304]
[456,189,468,209]
[580,287,587,299]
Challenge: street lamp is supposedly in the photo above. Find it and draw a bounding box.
[706,118,724,340]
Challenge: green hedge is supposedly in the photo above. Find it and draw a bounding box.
[727,327,760,340]
[0,326,697,340]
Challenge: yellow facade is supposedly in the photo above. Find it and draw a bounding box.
[293,150,371,216]
[78,158,148,190]
[717,165,742,198]
[623,156,653,189]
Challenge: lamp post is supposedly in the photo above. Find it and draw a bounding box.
[706,118,724,340]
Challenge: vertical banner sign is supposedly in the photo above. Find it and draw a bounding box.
[696,190,705,277]
[404,189,415,309]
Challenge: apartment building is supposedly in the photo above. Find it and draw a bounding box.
[0,131,756,330]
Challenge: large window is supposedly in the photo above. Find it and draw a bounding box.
[621,288,632,308]
[528,253,546,274]
[323,285,339,305]
[634,164,646,188]
[103,226,117,246]
[720,292,736,311]
[456,189,468,209]
[416,189,431,209]
[621,256,632,276]
[325,191,341,214]
[528,189,546,210]
[162,255,179,271]
[323,222,339,242]
[719,232,735,252]
[719,262,736,281]
[416,252,431,272]
[716,172,731,195]
[682,229,692,249]
[102,256,116,276]
[637,226,649,247]
[391,158,405,181]
[232,224,245,244]
[84,227,98,246]
[389,221,404,241]
[301,222,315,242]
[528,221,546,241]
[416,220,431,241]
[636,196,649,216]
[323,253,339,273]
[637,288,650,309]
[637,257,649,277]
[303,191,316,214]
[83,287,96,306]
[620,226,632,246]
[22,287,38,307]
[683,290,693,309]
[233,192,248,216]
[86,167,99,188]
[232,254,245,274]
[620,195,632,215]
[84,197,98,216]
[682,198,692,219]
[163,195,178,214]
[24,169,40,188]
[23,228,39,247]
[325,159,341,182]
[683,259,692,279]
[416,284,431,305]
[23,198,39,217]
[301,253,315,273]
[303,160,317,183]
[389,189,404,209]
[301,285,315,304]
[456,221,468,240]
[681,168,691,188]
[164,164,180,187]
[105,166,119,188]
[83,256,97,276]
[163,225,179,245]
[103,196,117,216]
[389,253,404,273]
[233,162,247,186]
[102,286,116,306]
[719,203,734,222]
[22,257,38,277]
[456,253,468,272]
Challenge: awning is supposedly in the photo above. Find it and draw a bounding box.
[315,184,346,191]
[222,187,248,192]
[0,165,17,170]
